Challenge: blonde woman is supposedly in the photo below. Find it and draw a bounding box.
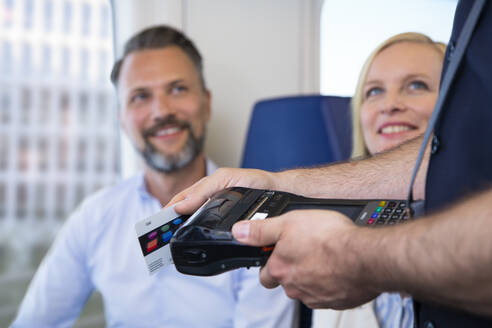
[351,32,446,158]
[314,32,446,328]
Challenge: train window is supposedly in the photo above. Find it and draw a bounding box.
[320,0,457,96]
[0,0,117,326]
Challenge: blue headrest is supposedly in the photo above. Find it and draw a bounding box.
[241,95,352,172]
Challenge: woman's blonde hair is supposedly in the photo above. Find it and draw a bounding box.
[350,32,447,158]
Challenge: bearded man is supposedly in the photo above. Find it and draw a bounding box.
[11,26,295,328]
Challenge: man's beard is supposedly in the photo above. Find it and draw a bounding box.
[139,115,205,173]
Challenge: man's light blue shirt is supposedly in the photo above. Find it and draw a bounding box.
[11,160,296,328]
[374,293,414,328]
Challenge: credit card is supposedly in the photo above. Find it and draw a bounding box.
[135,205,189,274]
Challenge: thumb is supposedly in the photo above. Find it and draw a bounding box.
[232,217,282,246]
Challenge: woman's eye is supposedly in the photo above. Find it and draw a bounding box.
[408,80,429,91]
[365,87,383,99]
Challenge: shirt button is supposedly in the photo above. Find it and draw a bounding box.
[431,135,440,155]
[424,320,436,328]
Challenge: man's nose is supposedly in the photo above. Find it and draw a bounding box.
[150,94,175,119]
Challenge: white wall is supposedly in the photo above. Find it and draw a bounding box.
[112,0,323,175]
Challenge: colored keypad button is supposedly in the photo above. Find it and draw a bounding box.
[147,239,158,252]
[173,218,183,225]
[367,218,375,225]
[371,213,378,218]
[376,207,382,212]
[161,225,169,232]
[148,231,157,239]
[162,231,173,243]
[379,201,386,207]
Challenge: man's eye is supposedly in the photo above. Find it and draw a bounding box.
[408,80,429,91]
[365,87,383,99]
[130,92,149,104]
[170,85,188,95]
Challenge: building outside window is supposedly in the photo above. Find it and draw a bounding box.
[0,0,119,326]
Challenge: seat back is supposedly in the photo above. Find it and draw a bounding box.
[241,95,352,171]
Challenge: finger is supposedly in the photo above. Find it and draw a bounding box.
[173,169,239,214]
[232,216,284,246]
[259,265,280,289]
[165,185,209,215]
[168,176,217,214]
[165,188,192,209]
[173,192,209,215]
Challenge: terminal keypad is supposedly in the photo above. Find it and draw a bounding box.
[367,201,408,226]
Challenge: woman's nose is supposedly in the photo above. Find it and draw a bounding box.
[378,91,406,114]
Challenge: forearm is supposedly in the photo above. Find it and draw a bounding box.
[171,136,428,214]
[275,136,428,200]
[358,188,492,317]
